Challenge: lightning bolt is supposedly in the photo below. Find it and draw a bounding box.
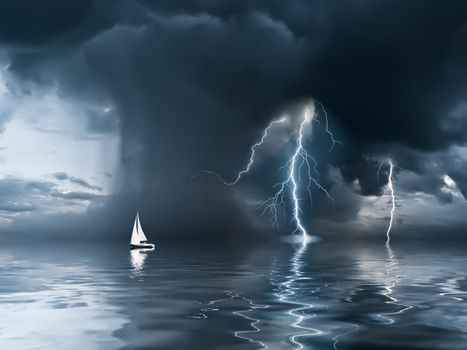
[316,101,344,152]
[260,104,334,245]
[193,117,287,186]
[194,101,341,245]
[386,159,396,244]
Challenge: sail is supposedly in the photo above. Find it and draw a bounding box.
[137,212,148,242]
[130,214,140,245]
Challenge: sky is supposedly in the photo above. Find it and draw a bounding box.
[0,0,466,242]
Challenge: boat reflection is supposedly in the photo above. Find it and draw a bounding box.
[129,248,154,276]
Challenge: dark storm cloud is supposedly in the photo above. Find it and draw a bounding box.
[4,0,467,151]
[0,0,121,46]
[338,154,387,196]
[370,144,467,204]
[2,0,467,239]
[52,172,103,192]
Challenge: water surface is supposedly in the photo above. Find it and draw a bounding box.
[1,239,467,349]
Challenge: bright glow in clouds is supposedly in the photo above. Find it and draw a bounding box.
[442,174,463,199]
[443,175,456,188]
[197,101,340,244]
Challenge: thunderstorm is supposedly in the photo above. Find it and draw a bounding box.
[196,101,341,244]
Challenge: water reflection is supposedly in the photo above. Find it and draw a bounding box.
[232,293,269,348]
[439,276,467,301]
[129,248,154,276]
[379,242,413,324]
[2,241,467,349]
[188,291,237,319]
[275,242,324,349]
[189,290,269,347]
[331,323,359,350]
[0,247,127,349]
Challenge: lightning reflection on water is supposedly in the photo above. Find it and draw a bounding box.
[378,242,413,324]
[274,242,325,349]
[188,290,269,348]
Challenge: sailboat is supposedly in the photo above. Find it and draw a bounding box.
[130,211,155,249]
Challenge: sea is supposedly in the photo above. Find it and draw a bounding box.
[1,238,467,349]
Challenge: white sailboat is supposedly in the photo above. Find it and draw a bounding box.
[130,211,155,249]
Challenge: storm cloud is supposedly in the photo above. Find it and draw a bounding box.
[1,0,467,240]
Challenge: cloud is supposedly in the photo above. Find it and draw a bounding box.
[50,191,103,201]
[53,172,68,181]
[0,0,122,46]
[1,1,467,239]
[85,107,119,134]
[0,203,36,213]
[0,176,105,228]
[51,172,103,192]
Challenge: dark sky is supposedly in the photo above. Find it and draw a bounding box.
[0,0,466,242]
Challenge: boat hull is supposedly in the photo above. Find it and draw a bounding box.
[130,243,155,250]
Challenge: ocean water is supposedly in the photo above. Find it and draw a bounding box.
[1,239,467,349]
